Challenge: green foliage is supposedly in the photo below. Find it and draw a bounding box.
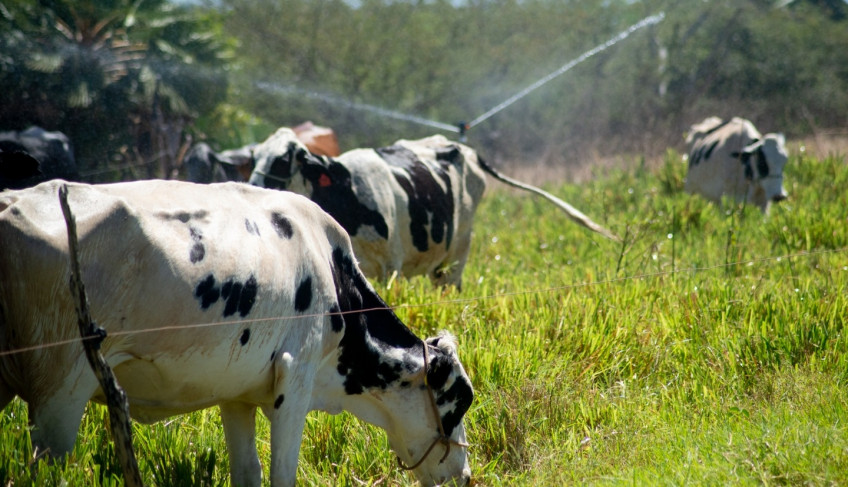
[0,0,232,179]
[216,0,848,165]
[2,150,846,485]
[2,0,846,181]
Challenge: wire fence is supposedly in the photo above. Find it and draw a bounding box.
[1,245,843,359]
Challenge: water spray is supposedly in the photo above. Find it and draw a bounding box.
[255,82,460,133]
[255,12,665,140]
[465,12,665,130]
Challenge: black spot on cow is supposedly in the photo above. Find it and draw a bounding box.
[377,145,456,252]
[239,276,258,317]
[296,153,389,240]
[239,328,250,346]
[189,227,205,263]
[194,274,258,317]
[157,210,209,222]
[426,353,453,390]
[270,350,276,362]
[328,303,344,333]
[435,376,474,437]
[274,394,285,409]
[294,276,313,312]
[755,148,770,178]
[221,279,242,316]
[330,246,420,395]
[271,212,294,239]
[245,218,261,236]
[734,151,755,181]
[702,141,719,163]
[195,274,220,309]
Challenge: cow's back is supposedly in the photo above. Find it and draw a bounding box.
[685,117,762,201]
[0,180,347,419]
[379,136,486,285]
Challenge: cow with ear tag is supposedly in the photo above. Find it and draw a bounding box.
[685,116,789,213]
[249,127,617,289]
[0,179,473,487]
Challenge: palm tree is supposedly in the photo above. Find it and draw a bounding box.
[0,0,230,180]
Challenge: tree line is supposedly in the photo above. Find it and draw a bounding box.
[1,0,846,181]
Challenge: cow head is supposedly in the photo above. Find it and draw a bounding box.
[249,128,309,190]
[250,128,339,191]
[385,334,474,486]
[736,133,789,212]
[250,128,390,240]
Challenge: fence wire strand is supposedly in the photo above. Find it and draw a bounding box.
[0,246,844,359]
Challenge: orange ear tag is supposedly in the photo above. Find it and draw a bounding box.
[318,174,332,187]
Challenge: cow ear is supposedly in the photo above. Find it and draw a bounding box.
[426,332,458,355]
[426,350,452,390]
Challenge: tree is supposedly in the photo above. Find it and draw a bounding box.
[0,0,231,180]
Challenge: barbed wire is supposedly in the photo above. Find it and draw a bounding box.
[1,246,844,359]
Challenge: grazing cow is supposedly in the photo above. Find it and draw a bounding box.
[685,116,789,213]
[249,128,617,288]
[0,180,473,487]
[0,126,78,189]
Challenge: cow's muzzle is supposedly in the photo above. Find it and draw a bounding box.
[772,193,788,203]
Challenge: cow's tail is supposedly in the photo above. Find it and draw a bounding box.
[476,156,620,242]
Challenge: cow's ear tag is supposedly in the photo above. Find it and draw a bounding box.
[318,173,332,187]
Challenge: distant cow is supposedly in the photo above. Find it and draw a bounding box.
[0,126,78,189]
[183,123,340,184]
[685,116,788,213]
[249,128,617,288]
[182,142,256,183]
[0,180,473,487]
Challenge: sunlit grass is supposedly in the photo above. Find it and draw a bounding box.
[2,150,846,485]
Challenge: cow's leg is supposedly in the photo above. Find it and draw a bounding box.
[27,371,96,461]
[262,351,314,487]
[220,402,262,487]
[435,236,472,289]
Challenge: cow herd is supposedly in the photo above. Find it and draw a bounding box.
[0,115,790,486]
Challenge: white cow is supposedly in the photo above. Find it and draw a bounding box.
[249,128,617,288]
[0,180,473,487]
[685,116,789,213]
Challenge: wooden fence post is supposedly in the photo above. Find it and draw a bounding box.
[58,184,144,487]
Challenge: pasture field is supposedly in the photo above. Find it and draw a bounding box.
[2,149,847,485]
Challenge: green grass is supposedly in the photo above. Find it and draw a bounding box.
[2,150,847,485]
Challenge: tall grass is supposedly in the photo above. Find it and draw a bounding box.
[2,150,846,485]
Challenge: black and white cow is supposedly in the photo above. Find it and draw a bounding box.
[182,142,256,183]
[0,180,473,487]
[249,128,617,288]
[182,124,340,185]
[685,116,789,213]
[0,126,79,190]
